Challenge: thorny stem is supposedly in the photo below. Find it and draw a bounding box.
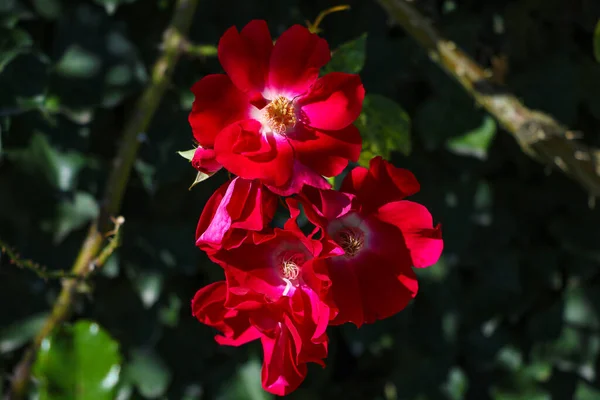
[377,0,600,201]
[0,217,123,281]
[7,0,199,398]
[0,239,79,280]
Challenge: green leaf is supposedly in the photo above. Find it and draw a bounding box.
[594,19,600,63]
[355,94,411,166]
[575,381,600,400]
[446,115,497,160]
[134,159,156,193]
[51,191,99,243]
[158,293,182,327]
[218,357,272,400]
[31,0,61,19]
[6,132,86,191]
[323,33,367,74]
[0,312,49,354]
[125,349,171,399]
[0,2,35,28]
[92,0,137,15]
[33,320,122,400]
[54,45,102,79]
[0,27,33,73]
[130,270,163,309]
[177,148,196,161]
[442,367,468,400]
[189,170,216,190]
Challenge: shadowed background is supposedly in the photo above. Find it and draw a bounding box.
[2,0,600,399]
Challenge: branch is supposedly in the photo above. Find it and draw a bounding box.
[377,0,600,200]
[7,0,199,397]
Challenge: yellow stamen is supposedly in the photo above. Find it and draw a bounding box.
[281,259,300,280]
[338,229,364,257]
[263,96,296,134]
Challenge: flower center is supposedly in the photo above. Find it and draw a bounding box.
[281,258,300,280]
[337,228,364,257]
[263,96,296,134]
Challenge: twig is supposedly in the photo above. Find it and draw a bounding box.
[0,239,79,280]
[306,5,351,34]
[7,0,199,397]
[89,216,125,272]
[180,39,218,58]
[0,218,123,281]
[377,0,600,199]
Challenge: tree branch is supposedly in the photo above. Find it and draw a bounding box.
[7,0,199,397]
[377,0,600,200]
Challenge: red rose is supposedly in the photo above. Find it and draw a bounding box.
[190,146,222,175]
[299,156,443,326]
[192,275,330,396]
[189,20,364,195]
[195,177,278,254]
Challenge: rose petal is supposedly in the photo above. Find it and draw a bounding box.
[265,160,330,196]
[215,119,294,187]
[189,74,251,147]
[298,72,365,131]
[290,124,362,177]
[300,187,355,227]
[341,156,421,211]
[374,200,443,268]
[266,25,330,98]
[195,177,277,253]
[218,20,272,96]
[215,229,318,306]
[327,252,417,326]
[191,281,261,346]
[260,326,306,396]
[191,146,222,174]
[259,290,328,396]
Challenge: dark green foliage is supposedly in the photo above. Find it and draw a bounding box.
[1,1,600,399]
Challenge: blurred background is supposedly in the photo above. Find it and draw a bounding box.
[2,0,600,399]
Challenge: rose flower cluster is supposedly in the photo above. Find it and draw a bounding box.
[185,20,443,396]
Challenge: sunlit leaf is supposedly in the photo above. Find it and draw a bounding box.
[446,115,497,160]
[125,348,171,399]
[93,0,138,15]
[189,170,216,190]
[177,148,196,161]
[6,132,86,191]
[441,367,468,400]
[158,293,182,327]
[323,33,367,74]
[33,320,122,400]
[54,45,102,79]
[129,270,163,309]
[355,94,411,166]
[218,357,272,400]
[52,191,99,243]
[0,312,48,354]
[575,381,600,400]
